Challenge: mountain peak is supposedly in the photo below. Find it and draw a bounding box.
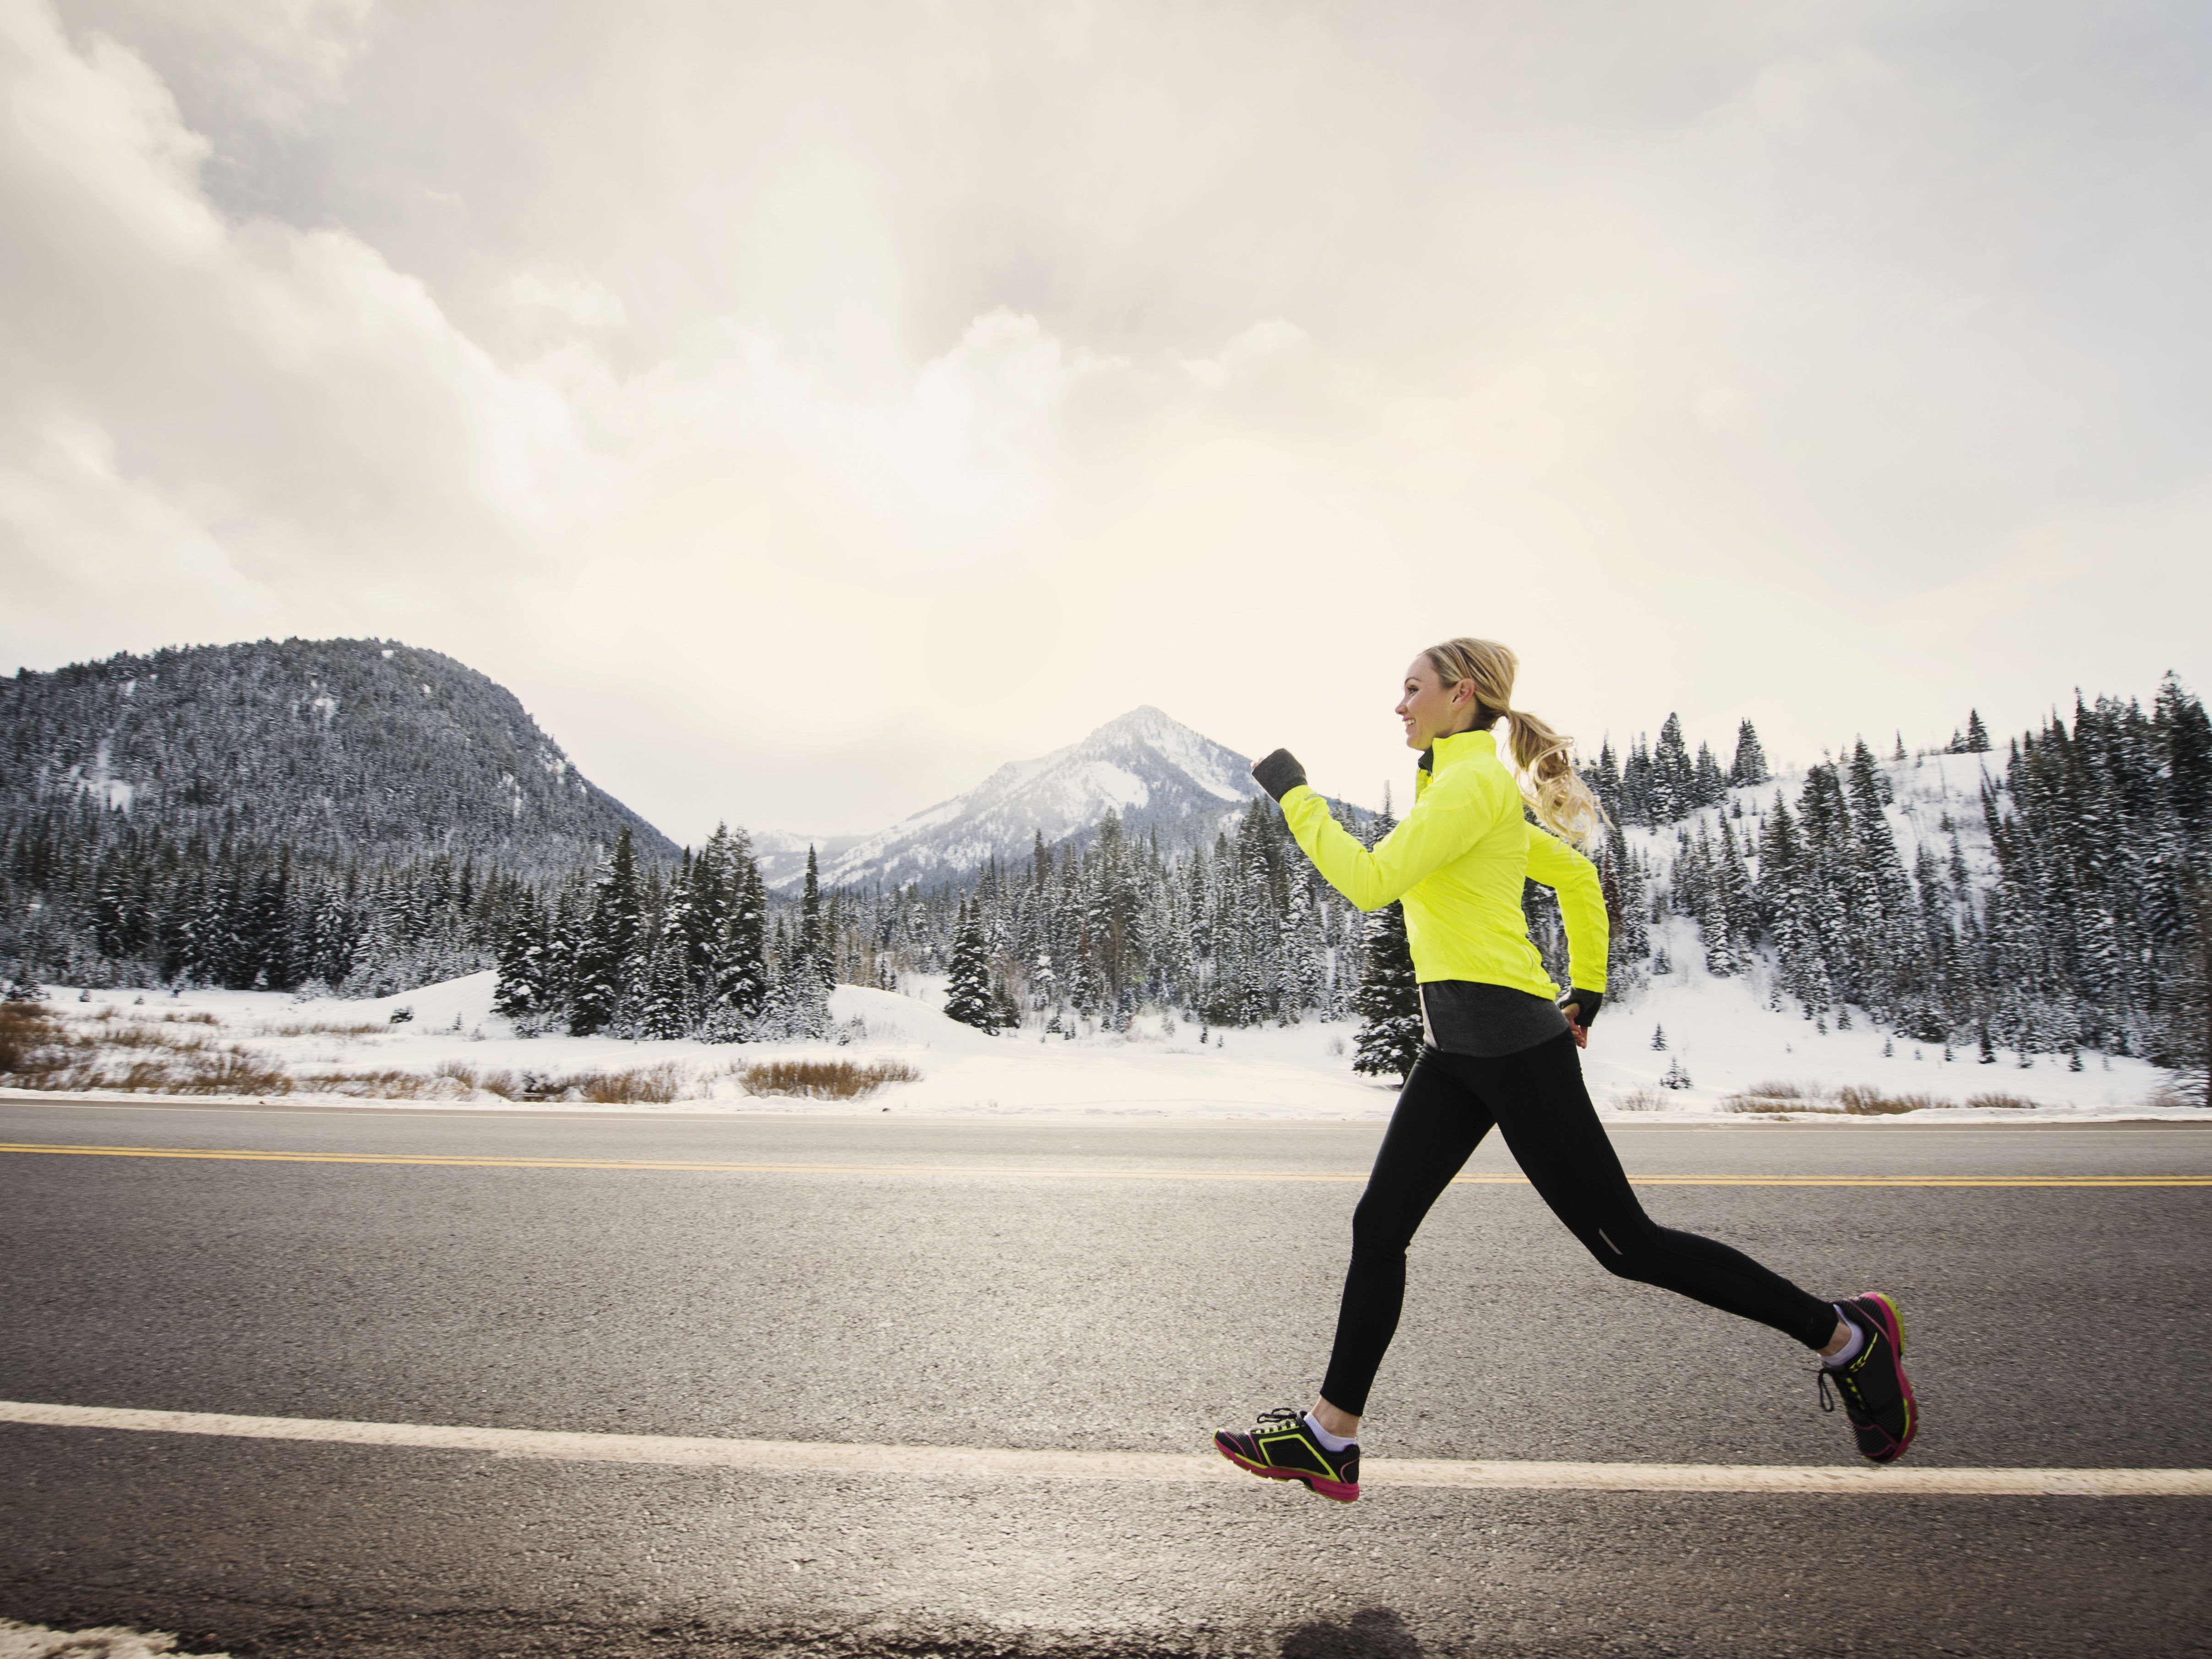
[758,707,1262,890]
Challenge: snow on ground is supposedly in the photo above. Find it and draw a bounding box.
[0,1617,226,1659]
[1585,923,2182,1120]
[5,943,2196,1123]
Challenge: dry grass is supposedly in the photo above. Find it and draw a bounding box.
[1724,1079,1833,1112]
[413,1061,691,1104]
[252,1019,386,1039]
[0,1003,63,1077]
[1740,1078,1820,1101]
[1963,1091,2044,1111]
[1834,1085,1946,1115]
[1,1003,295,1096]
[1724,1078,1952,1115]
[738,1058,921,1100]
[292,1068,463,1100]
[1613,1086,1663,1112]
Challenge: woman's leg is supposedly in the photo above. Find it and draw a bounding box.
[1317,1049,1497,1417]
[1482,1034,1837,1349]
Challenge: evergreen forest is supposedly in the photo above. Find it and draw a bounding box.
[4,652,2207,1098]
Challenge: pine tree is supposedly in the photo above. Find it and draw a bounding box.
[1350,801,1421,1079]
[1692,742,1727,809]
[943,899,995,1031]
[1730,719,1770,786]
[492,888,548,1024]
[1351,899,1421,1080]
[1651,715,1693,823]
[568,828,641,1036]
[1962,709,1992,753]
[639,932,692,1039]
[714,832,769,1024]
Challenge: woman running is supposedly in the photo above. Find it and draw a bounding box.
[1212,637,1916,1503]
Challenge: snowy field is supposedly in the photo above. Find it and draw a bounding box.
[5,933,2194,1124]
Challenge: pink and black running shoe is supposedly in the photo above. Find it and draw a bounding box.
[1214,1407,1360,1502]
[1819,1291,1918,1464]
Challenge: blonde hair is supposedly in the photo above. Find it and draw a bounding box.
[1422,636,1607,849]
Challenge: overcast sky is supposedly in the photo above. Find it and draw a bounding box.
[5,0,2209,844]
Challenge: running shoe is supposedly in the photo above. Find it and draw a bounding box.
[1213,1407,1360,1502]
[1818,1291,1918,1464]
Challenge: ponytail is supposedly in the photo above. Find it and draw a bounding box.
[1421,636,1609,850]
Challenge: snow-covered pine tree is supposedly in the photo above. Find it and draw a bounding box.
[1692,742,1727,809]
[1279,872,1328,1019]
[1651,715,1693,823]
[568,828,641,1036]
[492,888,549,1025]
[1730,719,1769,786]
[714,831,769,1026]
[639,932,692,1039]
[1351,899,1421,1080]
[762,844,833,1039]
[943,899,995,1031]
[1351,801,1421,1080]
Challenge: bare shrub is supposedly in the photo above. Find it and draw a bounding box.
[1744,1079,1823,1102]
[294,1069,454,1100]
[1613,1086,1663,1112]
[1963,1091,2043,1111]
[1724,1080,1838,1113]
[0,1003,65,1077]
[572,1065,686,1104]
[4,1005,297,1095]
[739,1058,921,1100]
[159,1050,294,1096]
[1835,1085,1944,1115]
[97,1021,213,1053]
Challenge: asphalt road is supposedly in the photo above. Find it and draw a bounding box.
[3,1098,2209,1658]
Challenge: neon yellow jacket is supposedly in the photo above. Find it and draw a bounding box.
[1279,728,1608,998]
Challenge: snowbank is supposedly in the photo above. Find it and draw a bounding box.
[4,952,2195,1123]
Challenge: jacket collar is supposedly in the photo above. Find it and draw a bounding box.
[1418,727,1498,774]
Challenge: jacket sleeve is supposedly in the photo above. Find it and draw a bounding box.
[1524,825,1610,993]
[1278,779,1492,913]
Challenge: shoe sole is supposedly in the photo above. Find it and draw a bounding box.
[1214,1438,1359,1502]
[1853,1290,1918,1464]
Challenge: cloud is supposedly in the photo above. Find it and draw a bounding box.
[0,0,587,651]
[58,0,371,132]
[4,0,2211,844]
[498,265,629,332]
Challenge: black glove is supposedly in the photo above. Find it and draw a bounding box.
[1252,748,1308,802]
[1558,989,1604,1028]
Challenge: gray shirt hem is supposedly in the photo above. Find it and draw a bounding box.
[1419,980,1568,1058]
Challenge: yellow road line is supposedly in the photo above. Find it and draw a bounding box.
[1,1143,2207,1186]
[2,1400,2205,1496]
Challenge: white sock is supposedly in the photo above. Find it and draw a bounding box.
[1822,1305,1866,1368]
[1304,1410,1356,1452]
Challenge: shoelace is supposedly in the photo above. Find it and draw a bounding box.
[1816,1356,1869,1415]
[1253,1405,1308,1433]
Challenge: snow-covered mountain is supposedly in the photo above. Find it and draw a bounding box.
[756,707,1267,891]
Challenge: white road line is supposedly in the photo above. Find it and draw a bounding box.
[4,1401,2206,1497]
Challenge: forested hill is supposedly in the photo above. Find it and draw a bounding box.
[0,638,673,870]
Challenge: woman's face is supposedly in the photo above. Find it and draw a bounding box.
[1396,656,1477,750]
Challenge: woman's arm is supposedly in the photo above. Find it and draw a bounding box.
[1279,780,1491,912]
[1524,825,1610,993]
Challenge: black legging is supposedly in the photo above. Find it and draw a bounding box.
[1320,1034,1837,1415]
